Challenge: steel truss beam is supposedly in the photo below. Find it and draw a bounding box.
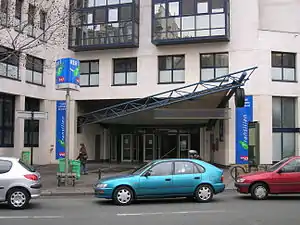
[79,67,258,126]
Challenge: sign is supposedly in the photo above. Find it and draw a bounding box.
[235,95,253,164]
[55,101,66,159]
[16,111,48,120]
[56,58,80,91]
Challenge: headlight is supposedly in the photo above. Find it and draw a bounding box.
[96,183,107,188]
[236,178,246,183]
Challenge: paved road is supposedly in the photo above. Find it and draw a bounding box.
[0,191,299,225]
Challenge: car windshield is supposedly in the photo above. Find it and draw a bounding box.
[267,157,290,172]
[18,159,36,172]
[131,162,154,175]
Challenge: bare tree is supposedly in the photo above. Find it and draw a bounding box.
[0,0,73,69]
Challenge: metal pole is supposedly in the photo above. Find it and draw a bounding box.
[65,89,71,186]
[30,111,34,165]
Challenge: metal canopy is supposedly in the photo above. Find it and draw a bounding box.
[79,67,258,126]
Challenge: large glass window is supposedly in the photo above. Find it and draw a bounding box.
[271,52,296,82]
[113,58,137,85]
[24,98,40,148]
[69,0,139,50]
[0,46,19,80]
[158,55,185,84]
[148,162,173,176]
[200,53,228,80]
[153,0,228,43]
[26,55,44,85]
[272,97,296,161]
[80,60,99,87]
[0,93,15,147]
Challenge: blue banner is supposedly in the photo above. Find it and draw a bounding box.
[56,100,66,159]
[56,58,80,91]
[235,95,253,164]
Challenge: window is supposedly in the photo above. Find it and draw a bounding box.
[158,55,185,83]
[148,162,173,176]
[113,58,137,85]
[0,46,20,80]
[0,160,12,174]
[0,0,8,13]
[69,0,138,49]
[0,93,15,147]
[272,97,296,161]
[174,161,203,175]
[28,4,35,25]
[153,0,228,43]
[200,53,228,80]
[24,98,40,148]
[80,60,99,87]
[271,52,296,81]
[40,10,46,30]
[281,159,300,173]
[15,0,23,19]
[25,55,44,85]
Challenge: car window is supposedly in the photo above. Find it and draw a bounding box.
[0,160,12,174]
[282,159,300,173]
[149,162,173,176]
[267,157,290,172]
[18,159,36,172]
[175,161,200,175]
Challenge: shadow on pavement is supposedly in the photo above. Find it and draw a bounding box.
[236,195,300,201]
[0,202,41,210]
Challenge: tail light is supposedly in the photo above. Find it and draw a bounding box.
[221,175,224,183]
[24,174,38,181]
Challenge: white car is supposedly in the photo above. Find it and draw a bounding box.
[0,157,42,209]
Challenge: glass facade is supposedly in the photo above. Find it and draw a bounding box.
[24,97,40,148]
[0,93,15,147]
[69,0,139,51]
[152,0,229,45]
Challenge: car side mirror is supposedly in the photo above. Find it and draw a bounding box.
[144,170,152,177]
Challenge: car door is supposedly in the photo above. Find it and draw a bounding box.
[0,160,13,201]
[271,158,300,193]
[138,161,173,197]
[172,161,203,195]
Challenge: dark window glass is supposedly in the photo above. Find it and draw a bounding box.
[113,58,137,85]
[272,52,282,67]
[271,52,296,81]
[149,162,173,176]
[174,161,198,175]
[272,97,295,128]
[0,0,8,13]
[15,0,23,19]
[40,11,46,30]
[281,159,300,173]
[79,60,99,87]
[212,0,224,11]
[0,93,14,147]
[120,5,132,21]
[24,98,40,147]
[25,55,44,84]
[28,4,35,25]
[282,53,295,68]
[158,55,185,83]
[182,0,195,16]
[94,8,106,23]
[0,160,12,174]
[19,159,36,172]
[272,97,281,128]
[200,53,229,80]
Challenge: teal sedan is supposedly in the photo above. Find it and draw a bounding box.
[94,159,225,205]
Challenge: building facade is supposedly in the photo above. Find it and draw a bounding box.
[0,0,300,166]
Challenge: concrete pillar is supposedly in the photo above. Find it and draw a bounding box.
[295,98,300,156]
[227,98,236,165]
[14,95,25,157]
[69,99,78,160]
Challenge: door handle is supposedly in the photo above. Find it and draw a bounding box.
[165,178,171,181]
[194,177,200,180]
[0,186,4,189]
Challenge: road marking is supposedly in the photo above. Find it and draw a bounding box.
[0,216,63,219]
[117,210,229,217]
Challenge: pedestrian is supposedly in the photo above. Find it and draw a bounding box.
[76,143,88,175]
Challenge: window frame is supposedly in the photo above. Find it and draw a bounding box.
[79,60,100,87]
[143,161,174,176]
[200,52,229,81]
[174,160,205,175]
[0,46,20,80]
[25,55,44,85]
[158,54,185,84]
[0,93,15,147]
[112,57,137,86]
[0,159,13,174]
[271,51,296,82]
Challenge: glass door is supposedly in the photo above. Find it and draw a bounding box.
[179,134,191,158]
[143,134,155,162]
[121,134,132,162]
[132,134,139,162]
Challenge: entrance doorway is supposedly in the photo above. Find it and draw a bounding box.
[143,134,155,161]
[121,134,139,162]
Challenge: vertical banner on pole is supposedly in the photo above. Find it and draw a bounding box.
[235,95,253,164]
[56,58,80,91]
[56,100,66,159]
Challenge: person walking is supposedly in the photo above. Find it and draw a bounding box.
[76,143,88,175]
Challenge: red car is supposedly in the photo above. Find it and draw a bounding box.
[235,156,300,200]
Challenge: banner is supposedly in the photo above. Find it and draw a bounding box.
[56,58,80,91]
[235,95,253,164]
[56,100,66,159]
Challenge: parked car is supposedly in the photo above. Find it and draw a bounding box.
[0,157,42,209]
[235,156,300,200]
[94,158,225,205]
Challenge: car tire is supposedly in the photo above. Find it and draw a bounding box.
[195,184,214,203]
[7,188,30,210]
[250,183,269,200]
[113,186,134,206]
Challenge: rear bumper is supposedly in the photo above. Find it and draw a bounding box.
[234,183,250,193]
[29,182,42,199]
[214,183,225,194]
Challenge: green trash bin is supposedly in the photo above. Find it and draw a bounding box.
[70,160,81,180]
[58,158,66,173]
[21,151,31,165]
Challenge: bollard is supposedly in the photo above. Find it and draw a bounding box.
[98,168,102,180]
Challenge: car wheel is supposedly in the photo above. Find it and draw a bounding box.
[195,184,214,203]
[7,188,30,210]
[250,183,269,200]
[113,186,134,206]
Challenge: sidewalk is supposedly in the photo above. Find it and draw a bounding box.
[36,163,236,197]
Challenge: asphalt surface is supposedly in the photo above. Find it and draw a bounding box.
[0,191,299,225]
